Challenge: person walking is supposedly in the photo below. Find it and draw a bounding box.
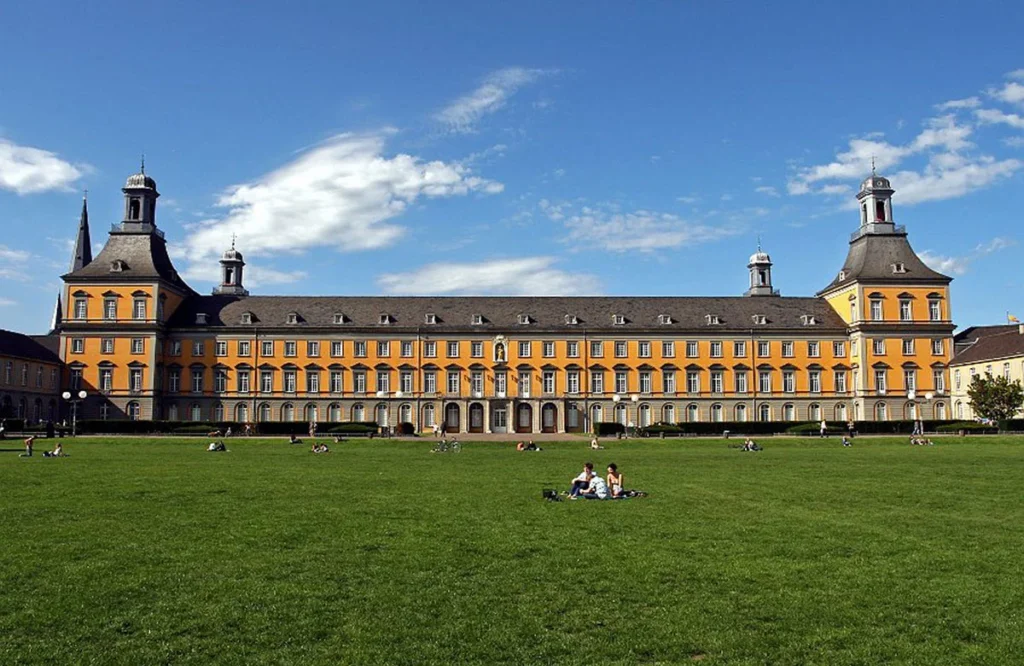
[20,436,35,457]
[819,420,827,438]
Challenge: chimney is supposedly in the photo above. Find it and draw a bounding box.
[1019,323,1024,335]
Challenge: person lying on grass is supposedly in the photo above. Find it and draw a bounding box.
[311,442,330,454]
[517,440,542,451]
[207,429,222,438]
[207,441,227,452]
[288,434,302,445]
[43,442,65,457]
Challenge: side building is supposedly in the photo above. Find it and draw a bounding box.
[949,324,1024,420]
[0,329,61,423]
[56,166,956,431]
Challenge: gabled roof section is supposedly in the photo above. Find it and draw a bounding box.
[952,325,1024,366]
[63,230,194,293]
[0,330,61,364]
[818,231,951,295]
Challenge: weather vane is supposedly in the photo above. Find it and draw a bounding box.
[871,155,876,176]
[140,153,146,174]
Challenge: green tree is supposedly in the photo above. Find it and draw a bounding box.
[967,374,1024,423]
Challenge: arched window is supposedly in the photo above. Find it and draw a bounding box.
[710,403,723,422]
[376,403,388,426]
[935,402,946,420]
[328,403,341,422]
[834,403,847,422]
[258,403,271,422]
[686,403,699,422]
[905,402,917,420]
[352,403,365,422]
[614,403,627,425]
[809,403,821,421]
[127,401,141,421]
[33,398,42,421]
[129,198,141,220]
[758,404,771,422]
[190,403,202,421]
[167,403,179,421]
[955,401,963,419]
[235,403,248,423]
[282,403,295,422]
[422,404,435,427]
[875,402,888,421]
[304,403,318,423]
[662,404,675,424]
[400,403,412,424]
[735,404,747,422]
[591,404,603,425]
[638,404,651,427]
[783,403,795,421]
[214,403,225,422]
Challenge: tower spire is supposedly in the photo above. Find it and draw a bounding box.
[69,191,93,272]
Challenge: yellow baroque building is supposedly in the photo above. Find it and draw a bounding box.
[57,168,955,432]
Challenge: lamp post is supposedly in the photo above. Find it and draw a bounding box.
[61,390,87,437]
[630,394,640,436]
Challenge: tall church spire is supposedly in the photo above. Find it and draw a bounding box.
[70,192,93,271]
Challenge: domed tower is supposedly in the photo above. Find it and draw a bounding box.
[214,238,249,296]
[856,172,895,233]
[745,243,777,297]
[120,157,160,233]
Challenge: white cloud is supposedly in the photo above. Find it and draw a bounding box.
[754,186,779,197]
[434,67,555,133]
[0,297,16,306]
[1008,69,1024,81]
[889,156,1021,205]
[180,261,307,288]
[178,131,503,273]
[935,97,981,111]
[0,244,31,262]
[0,139,84,194]
[0,243,32,282]
[551,204,739,253]
[975,108,1024,129]
[919,236,1015,276]
[676,196,699,204]
[377,257,599,296]
[989,81,1024,106]
[1004,136,1024,148]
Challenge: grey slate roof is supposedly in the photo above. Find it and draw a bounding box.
[952,324,1024,365]
[0,330,61,363]
[168,295,848,332]
[63,230,194,292]
[818,231,951,294]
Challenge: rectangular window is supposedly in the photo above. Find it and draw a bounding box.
[782,341,794,357]
[783,371,795,393]
[285,341,298,357]
[929,300,942,321]
[238,370,250,394]
[262,341,274,357]
[639,371,652,393]
[931,339,944,355]
[543,371,555,394]
[423,371,436,393]
[495,372,507,395]
[375,341,388,357]
[663,371,676,394]
[401,341,414,358]
[734,341,747,357]
[215,341,227,357]
[74,299,87,320]
[567,341,580,358]
[261,370,273,393]
[71,338,84,354]
[875,370,887,392]
[590,341,603,358]
[710,341,722,358]
[192,341,205,357]
[447,341,460,358]
[133,299,146,320]
[238,341,251,357]
[518,341,530,358]
[104,299,117,320]
[330,371,343,394]
[1004,363,1011,379]
[131,338,144,354]
[214,369,228,393]
[375,371,388,394]
[543,341,556,358]
[424,341,436,358]
[471,341,484,358]
[308,341,321,357]
[757,341,770,357]
[870,300,883,321]
[933,370,946,392]
[833,341,845,357]
[518,371,531,397]
[904,369,917,391]
[902,339,915,355]
[759,371,772,394]
[808,341,820,358]
[70,368,81,390]
[447,371,460,394]
[686,341,699,358]
[591,371,604,394]
[735,371,748,394]
[471,371,484,395]
[686,371,700,393]
[809,370,821,393]
[638,341,651,358]
[191,369,204,393]
[352,371,365,394]
[169,369,180,393]
[834,371,847,393]
[400,371,413,393]
[899,300,913,321]
[872,339,886,355]
[354,341,366,357]
[130,369,142,392]
[567,371,580,394]
[307,371,321,394]
[662,341,675,358]
[615,341,628,358]
[710,371,723,394]
[100,368,113,392]
[615,371,628,394]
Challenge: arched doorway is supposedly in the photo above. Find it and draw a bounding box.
[491,402,508,433]
[735,404,747,422]
[638,404,651,427]
[542,403,557,433]
[445,403,460,433]
[469,403,484,433]
[516,403,533,433]
[565,402,582,433]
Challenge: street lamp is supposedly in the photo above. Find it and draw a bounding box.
[61,390,87,437]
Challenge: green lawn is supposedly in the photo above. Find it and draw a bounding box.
[3,436,1024,665]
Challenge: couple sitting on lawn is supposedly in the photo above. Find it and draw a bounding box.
[568,462,643,500]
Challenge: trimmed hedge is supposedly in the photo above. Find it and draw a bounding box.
[935,421,998,434]
[595,422,625,436]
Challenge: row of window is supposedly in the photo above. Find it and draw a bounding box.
[70,338,146,355]
[1,360,58,390]
[954,362,1024,389]
[870,338,945,356]
[72,296,160,321]
[857,296,944,323]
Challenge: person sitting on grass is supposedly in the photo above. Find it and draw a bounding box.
[288,434,302,445]
[20,436,35,457]
[607,463,624,498]
[842,436,852,447]
[741,438,762,452]
[44,442,65,457]
[590,436,603,450]
[311,442,330,454]
[333,434,345,444]
[207,441,227,452]
[576,469,610,500]
[568,463,595,497]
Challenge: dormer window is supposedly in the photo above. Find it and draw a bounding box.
[752,314,767,325]
[379,314,392,325]
[286,312,298,325]
[658,314,672,325]
[705,314,721,325]
[333,313,346,324]
[241,312,253,325]
[891,262,906,274]
[565,314,579,325]
[425,313,437,325]
[517,314,531,325]
[801,315,818,326]
[838,270,846,281]
[195,313,207,325]
[472,314,484,325]
[110,260,127,273]
[612,314,625,326]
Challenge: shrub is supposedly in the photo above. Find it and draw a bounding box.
[397,422,416,436]
[595,422,625,436]
[327,423,378,435]
[935,421,998,434]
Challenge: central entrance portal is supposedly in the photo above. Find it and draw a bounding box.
[491,403,508,433]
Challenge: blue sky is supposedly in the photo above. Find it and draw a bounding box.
[2,1,1024,333]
